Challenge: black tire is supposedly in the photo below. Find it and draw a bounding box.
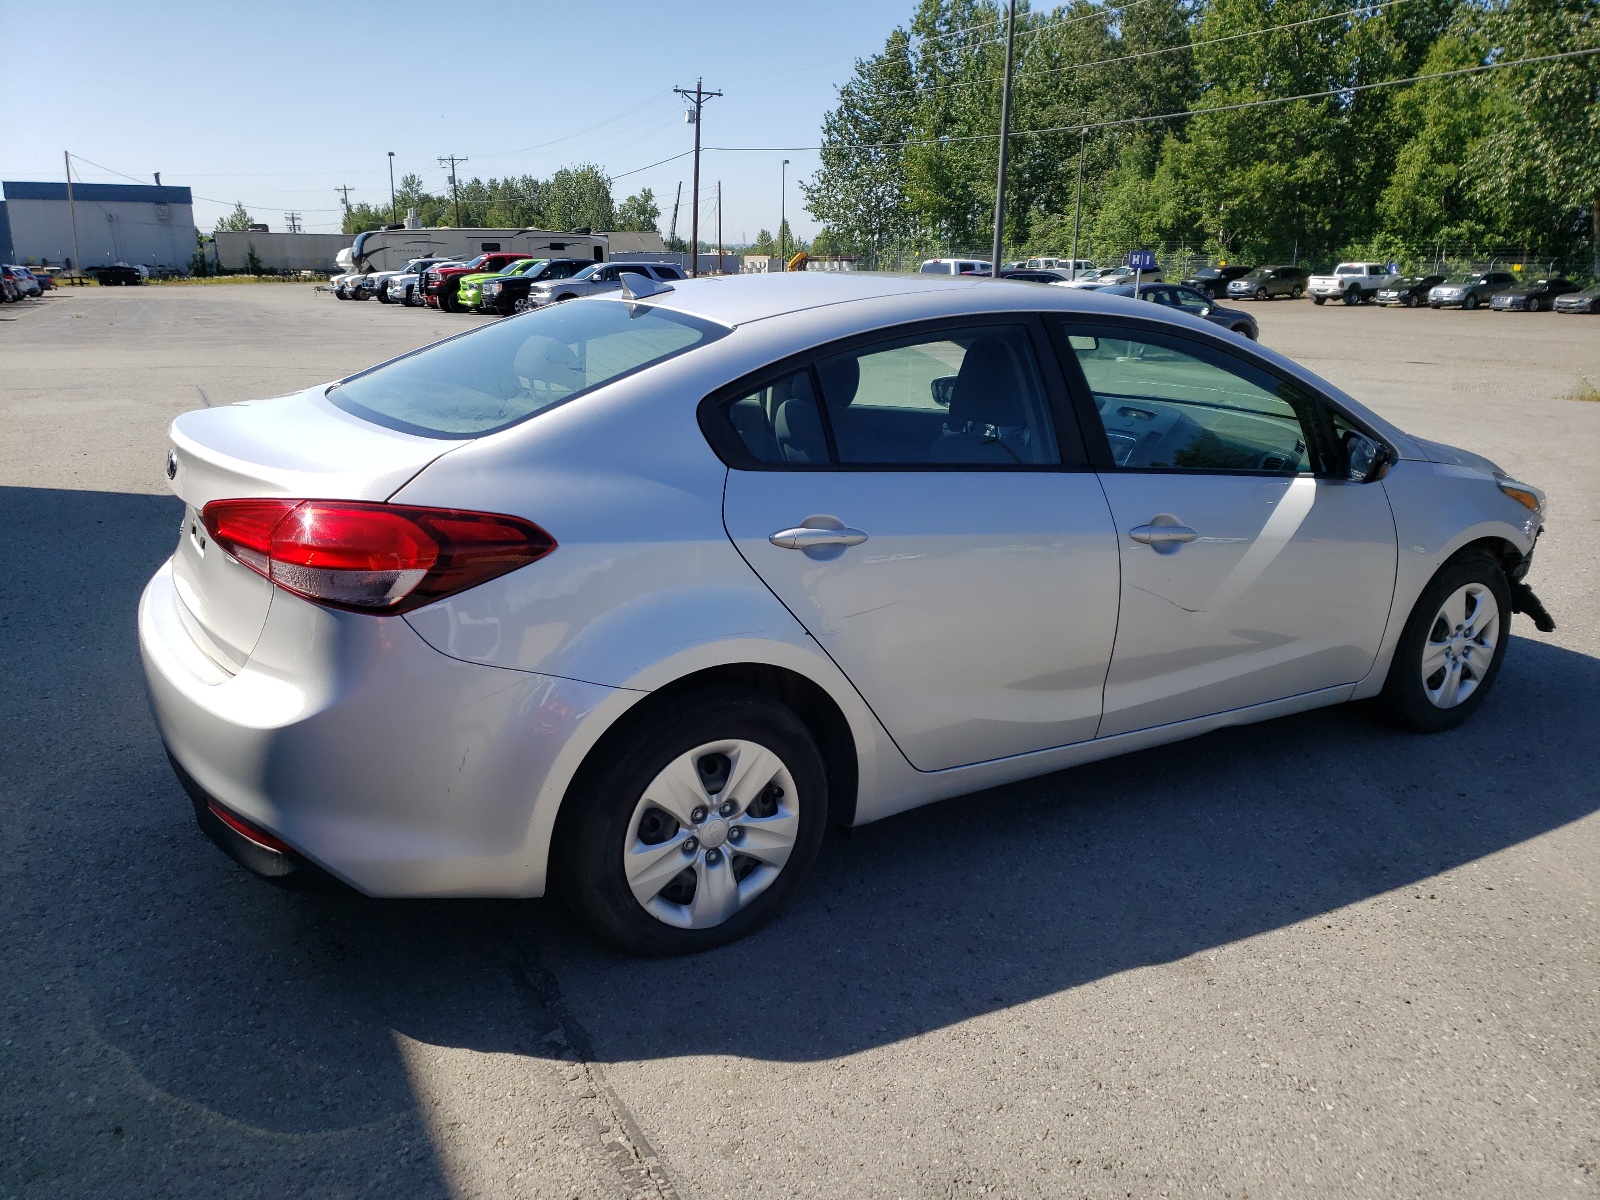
[441,289,459,313]
[554,687,829,956]
[1462,293,1479,311]
[375,284,391,304]
[1404,293,1418,308]
[1233,323,1255,339]
[1291,285,1304,299]
[1255,285,1268,301]
[1374,550,1512,734]
[1313,296,1326,306]
[1343,286,1361,306]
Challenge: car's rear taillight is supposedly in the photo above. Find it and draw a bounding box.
[201,499,556,613]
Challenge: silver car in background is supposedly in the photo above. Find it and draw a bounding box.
[521,261,687,310]
[139,273,1552,956]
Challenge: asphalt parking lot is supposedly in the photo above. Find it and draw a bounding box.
[2,282,1597,1200]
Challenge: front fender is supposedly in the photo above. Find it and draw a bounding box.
[1351,459,1541,699]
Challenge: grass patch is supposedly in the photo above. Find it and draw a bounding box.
[150,276,324,286]
[1567,374,1600,403]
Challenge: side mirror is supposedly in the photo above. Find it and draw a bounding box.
[1344,430,1390,482]
[930,376,956,408]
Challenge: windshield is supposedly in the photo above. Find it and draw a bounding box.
[330,300,728,438]
[1442,275,1475,285]
[1240,269,1269,281]
[511,259,548,276]
[568,264,603,281]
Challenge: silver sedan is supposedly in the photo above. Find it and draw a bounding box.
[139,273,1551,955]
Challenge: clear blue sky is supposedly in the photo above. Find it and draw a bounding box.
[1,1,916,241]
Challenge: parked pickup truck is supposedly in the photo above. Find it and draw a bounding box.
[1308,262,1399,305]
[424,252,537,312]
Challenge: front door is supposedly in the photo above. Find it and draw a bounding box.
[718,321,1121,771]
[1056,321,1398,736]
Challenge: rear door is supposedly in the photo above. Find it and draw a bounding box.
[1053,319,1397,735]
[717,318,1121,770]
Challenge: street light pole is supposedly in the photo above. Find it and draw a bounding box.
[1069,127,1086,276]
[989,0,1018,278]
[387,152,397,224]
[780,159,789,268]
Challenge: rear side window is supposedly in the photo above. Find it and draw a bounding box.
[330,301,728,438]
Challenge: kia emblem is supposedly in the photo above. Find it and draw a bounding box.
[166,449,178,480]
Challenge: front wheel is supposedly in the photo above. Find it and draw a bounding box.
[1343,287,1361,306]
[1463,293,1479,311]
[1375,551,1511,733]
[1255,286,1268,301]
[375,286,391,304]
[1404,293,1418,308]
[555,689,828,956]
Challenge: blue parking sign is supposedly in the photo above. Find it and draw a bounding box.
[1127,249,1157,270]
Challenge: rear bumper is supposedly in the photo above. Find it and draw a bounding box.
[139,558,624,897]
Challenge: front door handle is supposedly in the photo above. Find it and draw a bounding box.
[768,514,868,559]
[1129,514,1198,554]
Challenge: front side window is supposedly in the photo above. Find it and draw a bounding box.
[331,301,727,438]
[1061,325,1322,475]
[1170,287,1212,315]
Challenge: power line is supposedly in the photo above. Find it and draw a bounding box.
[694,44,1600,154]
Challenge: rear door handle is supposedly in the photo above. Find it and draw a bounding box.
[769,526,869,550]
[1129,514,1198,554]
[768,514,868,558]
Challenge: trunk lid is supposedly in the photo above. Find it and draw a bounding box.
[165,385,456,671]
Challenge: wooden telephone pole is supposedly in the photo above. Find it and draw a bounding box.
[673,80,722,276]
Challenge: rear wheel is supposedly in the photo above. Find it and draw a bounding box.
[1313,296,1326,306]
[555,688,828,956]
[1375,551,1511,733]
[1291,285,1304,299]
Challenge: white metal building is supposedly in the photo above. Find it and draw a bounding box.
[0,181,198,272]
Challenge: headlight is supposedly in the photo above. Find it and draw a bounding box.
[484,282,499,295]
[1496,477,1544,515]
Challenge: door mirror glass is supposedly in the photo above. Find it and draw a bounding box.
[930,375,956,408]
[1343,430,1387,482]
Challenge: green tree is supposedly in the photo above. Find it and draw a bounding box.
[615,188,661,232]
[214,202,256,232]
[543,165,616,232]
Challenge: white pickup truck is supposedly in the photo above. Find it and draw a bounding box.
[1308,262,1399,306]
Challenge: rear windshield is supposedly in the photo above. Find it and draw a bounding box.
[329,299,728,438]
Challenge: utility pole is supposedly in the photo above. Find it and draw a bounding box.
[1069,127,1086,276]
[335,184,354,226]
[284,212,303,234]
[63,151,82,274]
[990,0,1018,278]
[673,79,722,276]
[387,152,397,225]
[438,155,468,226]
[780,159,789,267]
[716,180,724,274]
[668,181,682,246]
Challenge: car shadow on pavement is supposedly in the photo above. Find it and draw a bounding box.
[4,484,1596,1197]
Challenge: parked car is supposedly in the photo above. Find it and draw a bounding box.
[31,266,58,291]
[1308,263,1398,306]
[1375,275,1446,307]
[362,258,444,304]
[1097,283,1259,340]
[1227,265,1310,301]
[1181,264,1253,298]
[1026,257,1097,278]
[0,270,17,302]
[998,269,1078,284]
[4,265,43,297]
[1096,264,1166,285]
[1429,271,1516,310]
[331,272,362,300]
[1491,277,1580,312]
[386,261,461,307]
[1553,283,1600,314]
[481,259,598,315]
[92,265,144,286]
[457,258,544,311]
[424,252,538,312]
[519,261,687,309]
[139,274,1553,956]
[919,258,993,275]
